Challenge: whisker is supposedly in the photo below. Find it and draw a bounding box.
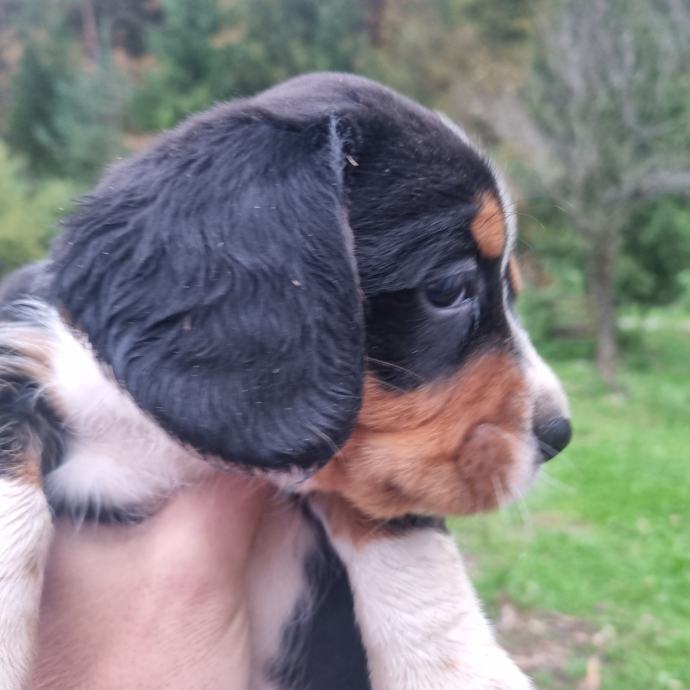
[538,471,576,495]
[364,520,389,541]
[312,428,345,462]
[550,452,580,475]
[365,357,425,384]
[491,476,511,524]
[512,490,532,529]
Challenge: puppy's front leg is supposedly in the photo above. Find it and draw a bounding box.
[0,424,53,689]
[314,497,532,690]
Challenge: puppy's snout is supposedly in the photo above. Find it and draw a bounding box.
[534,416,572,461]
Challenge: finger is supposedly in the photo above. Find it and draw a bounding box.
[148,472,273,574]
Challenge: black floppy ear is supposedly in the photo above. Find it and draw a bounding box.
[51,110,364,471]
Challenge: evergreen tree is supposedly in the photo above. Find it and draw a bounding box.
[618,197,690,308]
[129,0,370,130]
[51,58,127,181]
[229,0,367,89]
[6,3,127,182]
[7,44,64,176]
[128,0,228,130]
[0,142,75,275]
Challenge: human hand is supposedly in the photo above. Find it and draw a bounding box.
[32,474,271,690]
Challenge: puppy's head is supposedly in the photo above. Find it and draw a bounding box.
[52,73,570,518]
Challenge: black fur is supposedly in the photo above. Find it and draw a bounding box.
[0,261,51,305]
[49,498,153,525]
[0,303,67,481]
[52,105,363,471]
[0,358,66,481]
[270,512,371,690]
[387,513,448,534]
[50,73,508,467]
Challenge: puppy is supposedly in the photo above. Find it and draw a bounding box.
[0,73,571,690]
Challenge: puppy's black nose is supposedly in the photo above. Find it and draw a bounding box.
[534,417,572,461]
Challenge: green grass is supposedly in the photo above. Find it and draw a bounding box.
[451,330,690,690]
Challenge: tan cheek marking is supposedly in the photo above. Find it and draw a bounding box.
[470,193,506,259]
[509,256,523,295]
[311,352,530,528]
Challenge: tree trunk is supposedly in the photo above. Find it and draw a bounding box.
[81,0,101,62]
[586,240,619,387]
[363,0,386,46]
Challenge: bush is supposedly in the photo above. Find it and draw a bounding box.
[0,141,76,276]
[6,43,64,177]
[618,196,690,308]
[7,42,126,183]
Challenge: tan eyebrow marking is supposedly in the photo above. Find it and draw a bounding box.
[470,193,505,260]
[508,255,523,295]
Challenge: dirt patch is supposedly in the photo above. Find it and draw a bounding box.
[495,599,611,689]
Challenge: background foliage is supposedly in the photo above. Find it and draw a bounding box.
[1,0,688,367]
[0,1,688,688]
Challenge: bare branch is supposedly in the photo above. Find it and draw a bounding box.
[604,169,690,204]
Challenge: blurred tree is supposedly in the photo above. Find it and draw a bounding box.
[372,0,535,127]
[5,0,128,181]
[51,58,127,181]
[6,44,64,177]
[128,0,227,130]
[617,196,690,308]
[6,0,687,387]
[0,141,75,275]
[129,0,370,130]
[8,47,126,181]
[230,0,367,87]
[360,0,457,104]
[512,0,690,385]
[97,0,164,57]
[459,0,532,44]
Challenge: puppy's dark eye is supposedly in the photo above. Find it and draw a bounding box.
[424,270,476,309]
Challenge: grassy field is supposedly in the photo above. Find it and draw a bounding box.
[451,328,690,690]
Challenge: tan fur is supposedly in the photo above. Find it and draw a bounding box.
[470,194,505,259]
[14,446,43,489]
[0,328,53,489]
[311,493,391,545]
[311,351,530,522]
[509,256,523,295]
[0,330,52,384]
[0,442,43,489]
